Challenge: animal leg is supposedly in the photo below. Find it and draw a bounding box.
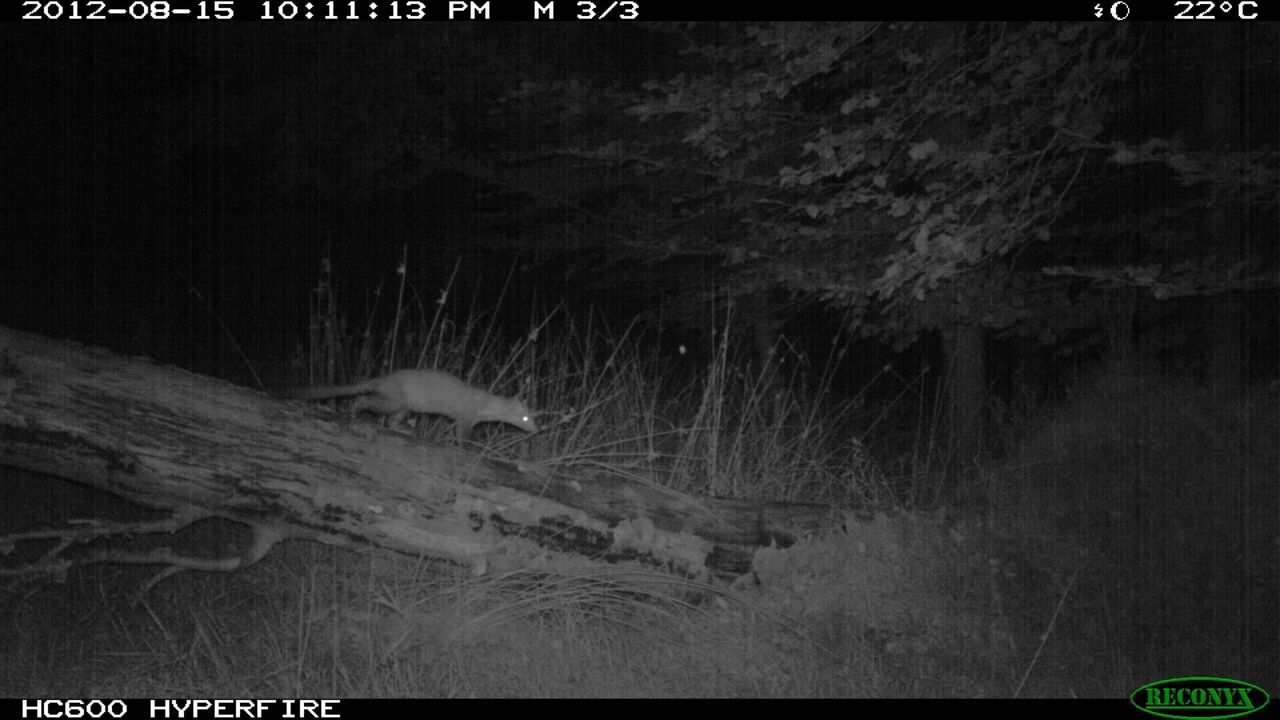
[455,421,474,442]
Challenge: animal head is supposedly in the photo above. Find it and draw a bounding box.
[485,396,538,433]
[504,397,539,433]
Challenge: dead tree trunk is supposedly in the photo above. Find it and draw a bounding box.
[0,325,851,587]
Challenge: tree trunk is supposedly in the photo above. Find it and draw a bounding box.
[739,289,783,375]
[0,324,851,585]
[945,322,986,463]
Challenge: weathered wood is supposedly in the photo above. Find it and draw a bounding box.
[0,324,849,582]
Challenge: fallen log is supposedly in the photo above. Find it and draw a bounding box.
[0,325,856,589]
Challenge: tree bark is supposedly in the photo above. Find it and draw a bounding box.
[0,324,850,584]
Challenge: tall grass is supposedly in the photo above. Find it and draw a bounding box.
[295,255,892,505]
[1,258,1050,698]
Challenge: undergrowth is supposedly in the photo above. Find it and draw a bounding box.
[3,260,1273,697]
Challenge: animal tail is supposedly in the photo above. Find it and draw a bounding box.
[283,379,378,400]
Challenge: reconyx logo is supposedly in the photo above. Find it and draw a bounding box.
[1131,677,1270,720]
